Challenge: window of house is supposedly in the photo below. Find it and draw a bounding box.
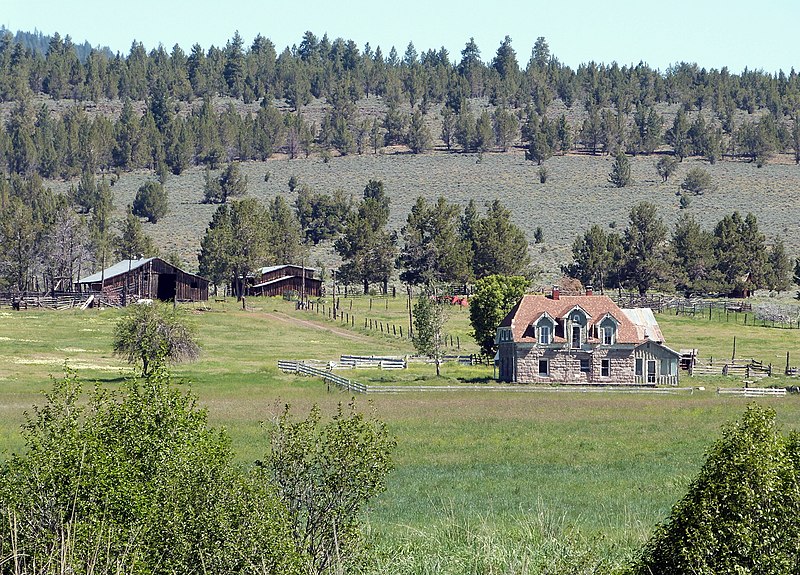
[571,325,581,348]
[602,326,614,345]
[635,358,643,376]
[601,359,611,377]
[662,358,677,376]
[539,325,551,344]
[538,359,549,376]
[580,358,591,373]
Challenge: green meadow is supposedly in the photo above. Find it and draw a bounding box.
[1,298,798,572]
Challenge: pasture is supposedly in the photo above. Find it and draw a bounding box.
[1,298,799,572]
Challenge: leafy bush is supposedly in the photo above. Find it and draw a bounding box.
[680,166,714,195]
[263,403,395,574]
[112,301,200,375]
[631,405,800,575]
[0,367,300,575]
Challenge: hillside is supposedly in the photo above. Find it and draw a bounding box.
[42,145,798,283]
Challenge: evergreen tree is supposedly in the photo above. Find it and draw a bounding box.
[713,211,767,293]
[471,200,531,278]
[680,167,714,196]
[608,150,632,187]
[132,180,168,223]
[764,237,792,293]
[334,180,397,294]
[565,224,620,291]
[405,109,431,153]
[671,212,716,294]
[198,204,232,293]
[665,108,691,160]
[622,202,669,294]
[267,195,304,264]
[115,205,158,260]
[398,196,472,286]
[656,156,678,183]
[473,110,494,152]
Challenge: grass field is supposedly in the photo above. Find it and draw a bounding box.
[1,299,799,572]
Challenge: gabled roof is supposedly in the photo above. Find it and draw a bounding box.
[77,258,208,285]
[78,258,155,284]
[259,264,317,275]
[498,294,643,344]
[622,308,665,342]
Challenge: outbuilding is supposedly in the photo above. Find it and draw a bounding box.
[76,258,209,305]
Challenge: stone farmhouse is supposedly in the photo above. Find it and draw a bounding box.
[496,286,680,385]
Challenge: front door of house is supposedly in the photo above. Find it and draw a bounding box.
[647,360,656,383]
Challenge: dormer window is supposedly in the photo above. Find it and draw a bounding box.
[539,325,551,344]
[602,326,614,345]
[572,313,581,324]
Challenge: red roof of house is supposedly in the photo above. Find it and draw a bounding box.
[499,294,649,345]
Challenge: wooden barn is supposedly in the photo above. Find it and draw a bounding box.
[248,264,322,298]
[76,258,209,305]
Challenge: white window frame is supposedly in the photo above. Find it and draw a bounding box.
[539,324,551,344]
[602,326,614,345]
[538,358,549,376]
[571,325,581,349]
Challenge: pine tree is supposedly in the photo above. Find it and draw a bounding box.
[608,150,632,187]
[132,181,168,223]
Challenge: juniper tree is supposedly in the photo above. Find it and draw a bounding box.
[608,150,631,187]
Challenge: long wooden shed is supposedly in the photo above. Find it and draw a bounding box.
[76,258,209,305]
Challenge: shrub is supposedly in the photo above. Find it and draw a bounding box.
[0,367,300,575]
[263,403,395,574]
[631,405,800,575]
[112,302,200,376]
[680,166,714,196]
[132,181,168,223]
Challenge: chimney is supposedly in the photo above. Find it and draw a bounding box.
[586,285,593,296]
[552,285,560,300]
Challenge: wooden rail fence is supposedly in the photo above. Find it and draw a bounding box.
[717,387,787,397]
[277,361,695,395]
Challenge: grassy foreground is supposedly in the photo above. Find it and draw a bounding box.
[1,298,799,572]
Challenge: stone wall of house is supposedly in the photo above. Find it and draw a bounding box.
[513,345,636,384]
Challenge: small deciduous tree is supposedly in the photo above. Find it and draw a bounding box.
[112,301,200,376]
[655,155,678,182]
[412,292,449,376]
[0,367,300,575]
[264,403,395,575]
[468,274,528,356]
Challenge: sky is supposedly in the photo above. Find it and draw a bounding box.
[5,0,798,74]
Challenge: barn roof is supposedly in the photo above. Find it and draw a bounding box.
[78,258,156,284]
[252,275,322,289]
[77,258,208,285]
[259,264,317,274]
